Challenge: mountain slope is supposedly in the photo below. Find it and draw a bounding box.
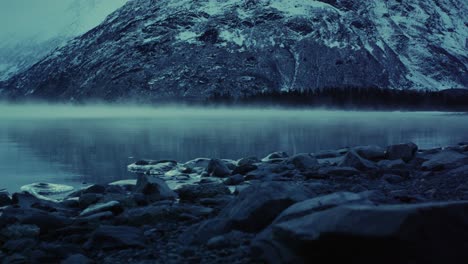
[0,0,128,81]
[1,0,467,101]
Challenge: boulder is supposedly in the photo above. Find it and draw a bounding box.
[315,166,360,178]
[377,159,406,169]
[184,158,211,169]
[176,183,230,201]
[224,174,245,185]
[134,174,177,201]
[206,159,231,177]
[84,225,145,250]
[254,201,468,264]
[0,191,12,207]
[237,157,260,166]
[386,142,418,162]
[79,201,123,217]
[261,152,289,162]
[421,150,468,171]
[218,182,312,232]
[78,193,102,209]
[354,145,386,161]
[338,150,377,171]
[287,154,319,171]
[232,164,258,175]
[252,192,372,263]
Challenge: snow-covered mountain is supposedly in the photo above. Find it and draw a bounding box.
[0,0,128,81]
[1,0,467,101]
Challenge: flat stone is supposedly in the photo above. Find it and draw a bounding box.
[134,174,177,201]
[421,150,468,171]
[287,153,319,171]
[261,152,289,162]
[354,145,386,161]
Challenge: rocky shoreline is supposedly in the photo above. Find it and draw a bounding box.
[1,142,468,263]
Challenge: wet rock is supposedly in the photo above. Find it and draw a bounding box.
[421,150,468,171]
[339,150,377,171]
[287,154,319,171]
[20,183,74,198]
[257,201,468,264]
[354,145,386,161]
[21,212,71,234]
[382,174,405,184]
[386,142,418,162]
[61,254,92,264]
[84,225,145,250]
[12,192,45,208]
[176,183,230,201]
[108,179,137,191]
[184,158,211,170]
[261,152,289,162]
[2,238,37,255]
[81,184,106,195]
[206,159,231,177]
[224,175,245,186]
[134,174,177,201]
[377,159,406,169]
[252,192,372,264]
[79,201,123,217]
[78,193,102,209]
[1,224,40,240]
[128,160,177,174]
[237,157,259,166]
[0,191,12,207]
[315,166,360,178]
[314,150,342,159]
[218,181,313,232]
[116,203,213,226]
[232,164,258,175]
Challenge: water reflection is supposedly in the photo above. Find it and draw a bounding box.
[0,105,467,192]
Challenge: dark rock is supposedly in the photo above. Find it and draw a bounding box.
[61,254,92,264]
[257,201,468,264]
[11,192,42,208]
[386,142,418,162]
[354,145,386,161]
[176,183,230,201]
[134,174,177,201]
[262,152,289,162]
[237,157,259,166]
[78,193,102,209]
[339,150,377,171]
[377,159,406,169]
[287,154,319,171]
[421,150,468,171]
[79,201,123,217]
[1,224,40,239]
[315,166,360,177]
[82,184,106,194]
[0,191,12,207]
[84,225,145,250]
[2,238,36,255]
[206,159,231,177]
[116,203,213,226]
[232,164,258,175]
[382,174,405,184]
[314,150,342,159]
[224,175,245,185]
[21,212,71,234]
[218,181,313,232]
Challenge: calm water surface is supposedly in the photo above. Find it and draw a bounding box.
[1,104,467,192]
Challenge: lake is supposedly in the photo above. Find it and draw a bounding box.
[1,104,467,192]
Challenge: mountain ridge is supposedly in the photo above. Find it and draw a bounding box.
[1,0,467,102]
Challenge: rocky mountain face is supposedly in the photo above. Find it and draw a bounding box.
[1,0,467,101]
[0,0,128,82]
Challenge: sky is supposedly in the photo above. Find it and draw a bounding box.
[0,0,129,43]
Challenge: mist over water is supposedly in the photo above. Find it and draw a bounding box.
[1,103,467,192]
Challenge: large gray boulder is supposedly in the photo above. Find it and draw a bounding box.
[206,159,231,177]
[218,182,313,233]
[287,154,319,171]
[134,174,177,201]
[253,200,468,264]
[338,150,377,171]
[354,145,386,161]
[386,142,418,162]
[421,150,468,171]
